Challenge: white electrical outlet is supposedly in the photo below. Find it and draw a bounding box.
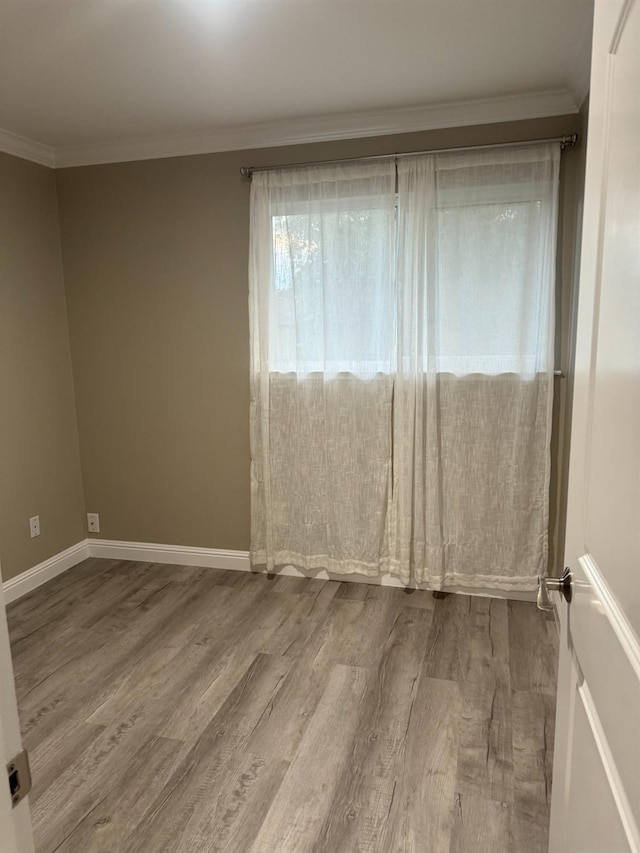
[29,515,40,538]
[87,512,100,533]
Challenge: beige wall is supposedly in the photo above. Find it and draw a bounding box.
[0,152,86,582]
[55,114,584,555]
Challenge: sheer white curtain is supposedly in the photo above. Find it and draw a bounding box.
[390,144,560,589]
[250,162,397,575]
[249,144,560,590]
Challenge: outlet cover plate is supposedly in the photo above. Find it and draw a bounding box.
[29,516,40,538]
[87,513,100,533]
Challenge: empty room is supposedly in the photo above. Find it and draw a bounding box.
[0,0,638,851]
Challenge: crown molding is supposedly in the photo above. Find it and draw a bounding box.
[0,127,55,168]
[0,88,579,170]
[53,89,579,168]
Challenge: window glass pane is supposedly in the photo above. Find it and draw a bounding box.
[270,202,396,374]
[262,147,558,377]
[435,199,548,373]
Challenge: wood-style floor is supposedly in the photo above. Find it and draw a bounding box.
[7,558,558,853]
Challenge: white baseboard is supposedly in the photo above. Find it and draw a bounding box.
[2,539,90,604]
[87,539,249,572]
[87,539,536,601]
[3,536,536,603]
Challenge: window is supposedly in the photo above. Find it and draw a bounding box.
[249,144,561,589]
[271,197,396,373]
[256,146,558,377]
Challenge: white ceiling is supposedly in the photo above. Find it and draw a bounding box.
[0,0,593,167]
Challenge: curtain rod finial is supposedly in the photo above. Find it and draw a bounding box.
[561,133,579,150]
[240,166,253,179]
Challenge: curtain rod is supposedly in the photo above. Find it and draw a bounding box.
[240,133,578,178]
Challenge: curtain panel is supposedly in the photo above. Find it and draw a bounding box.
[249,145,560,591]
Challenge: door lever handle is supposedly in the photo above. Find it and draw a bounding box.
[537,567,572,612]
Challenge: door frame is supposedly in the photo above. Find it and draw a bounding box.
[0,572,35,852]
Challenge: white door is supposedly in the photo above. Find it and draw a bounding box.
[549,0,640,850]
[0,577,35,852]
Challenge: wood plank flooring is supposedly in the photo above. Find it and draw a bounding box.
[7,559,559,853]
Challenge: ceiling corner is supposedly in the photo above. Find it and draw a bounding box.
[566,16,594,112]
